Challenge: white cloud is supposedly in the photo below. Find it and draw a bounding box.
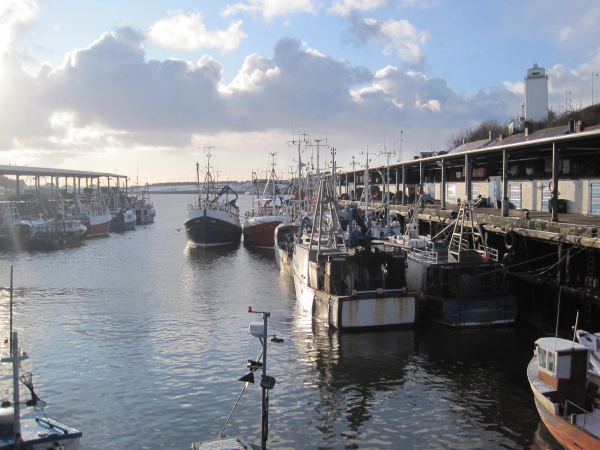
[353,18,430,68]
[222,0,314,21]
[329,0,386,17]
[0,0,38,56]
[558,7,600,42]
[399,0,438,9]
[147,10,246,52]
[0,31,525,180]
[502,80,524,96]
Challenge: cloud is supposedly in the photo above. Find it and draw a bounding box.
[329,0,386,17]
[222,0,314,21]
[0,0,38,56]
[399,0,439,9]
[557,6,600,42]
[147,10,246,52]
[0,30,524,179]
[351,18,430,68]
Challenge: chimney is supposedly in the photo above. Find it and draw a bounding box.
[498,134,504,141]
[568,119,575,133]
[525,127,529,136]
[576,120,584,132]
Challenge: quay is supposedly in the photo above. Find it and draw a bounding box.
[333,119,600,331]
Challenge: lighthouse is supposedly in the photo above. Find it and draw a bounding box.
[524,62,548,122]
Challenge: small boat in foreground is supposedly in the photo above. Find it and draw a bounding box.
[191,308,281,450]
[527,336,600,450]
[185,150,242,249]
[0,267,82,449]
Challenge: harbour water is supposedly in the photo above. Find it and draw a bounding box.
[0,193,562,449]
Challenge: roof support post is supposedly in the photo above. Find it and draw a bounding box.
[502,150,509,217]
[401,165,406,206]
[16,175,19,200]
[440,159,446,209]
[464,154,472,201]
[551,142,559,222]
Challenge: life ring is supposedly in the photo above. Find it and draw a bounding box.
[548,180,555,193]
[504,230,520,251]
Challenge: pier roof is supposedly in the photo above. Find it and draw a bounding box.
[0,165,127,179]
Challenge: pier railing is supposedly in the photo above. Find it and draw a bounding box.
[408,248,438,265]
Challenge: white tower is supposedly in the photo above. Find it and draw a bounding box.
[524,62,548,122]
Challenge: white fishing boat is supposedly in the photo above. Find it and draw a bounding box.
[292,180,418,330]
[131,183,156,225]
[0,267,82,449]
[191,308,281,450]
[576,329,600,373]
[527,336,600,450]
[184,149,242,248]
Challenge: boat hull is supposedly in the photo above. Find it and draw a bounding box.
[243,216,285,247]
[185,209,242,248]
[0,417,82,450]
[274,223,297,275]
[85,212,111,237]
[293,272,417,329]
[423,294,517,328]
[110,210,136,232]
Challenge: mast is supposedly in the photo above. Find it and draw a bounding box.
[1,266,29,443]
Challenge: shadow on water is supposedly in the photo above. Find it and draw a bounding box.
[531,420,566,450]
[243,244,276,262]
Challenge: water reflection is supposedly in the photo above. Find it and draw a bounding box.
[530,421,566,450]
[289,312,542,449]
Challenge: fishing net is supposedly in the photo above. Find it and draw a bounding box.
[19,371,46,411]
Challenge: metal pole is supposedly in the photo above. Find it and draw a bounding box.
[261,312,268,450]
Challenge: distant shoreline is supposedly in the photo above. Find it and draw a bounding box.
[150,190,247,195]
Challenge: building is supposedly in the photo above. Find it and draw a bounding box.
[524,62,549,122]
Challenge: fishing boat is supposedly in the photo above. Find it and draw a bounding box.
[274,222,297,275]
[185,149,242,248]
[0,202,86,250]
[191,308,281,450]
[527,336,600,450]
[292,180,418,330]
[576,330,600,373]
[107,188,136,232]
[131,183,156,225]
[0,267,82,449]
[390,199,517,328]
[74,190,111,237]
[243,155,291,248]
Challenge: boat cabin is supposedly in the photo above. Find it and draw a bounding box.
[535,338,589,407]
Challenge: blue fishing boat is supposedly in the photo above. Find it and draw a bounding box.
[392,199,517,328]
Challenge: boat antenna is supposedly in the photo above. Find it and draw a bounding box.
[572,310,579,344]
[554,286,562,351]
[9,265,13,353]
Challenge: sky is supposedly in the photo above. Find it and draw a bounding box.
[1,0,600,183]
